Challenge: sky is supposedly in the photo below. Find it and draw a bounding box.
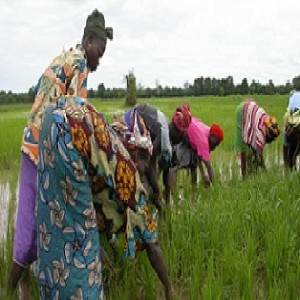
[1,0,300,93]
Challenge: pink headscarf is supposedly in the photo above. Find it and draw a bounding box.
[172,102,192,132]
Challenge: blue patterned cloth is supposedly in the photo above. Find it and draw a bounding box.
[36,103,103,299]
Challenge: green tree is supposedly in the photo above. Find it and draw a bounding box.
[97,83,106,98]
[193,77,204,96]
[240,78,249,95]
[292,75,300,90]
[88,88,95,98]
[203,77,212,95]
[266,79,275,95]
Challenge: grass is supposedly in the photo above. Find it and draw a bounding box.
[1,95,299,299]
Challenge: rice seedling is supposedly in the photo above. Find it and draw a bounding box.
[1,95,298,299]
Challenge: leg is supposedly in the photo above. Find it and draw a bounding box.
[145,241,172,300]
[166,167,178,204]
[190,165,197,185]
[147,156,163,210]
[288,141,298,170]
[8,153,37,289]
[8,262,24,289]
[283,145,289,168]
[162,168,171,204]
[240,152,246,178]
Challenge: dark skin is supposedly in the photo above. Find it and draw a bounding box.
[165,132,222,198]
[106,129,173,299]
[240,149,264,178]
[240,131,276,177]
[8,33,106,290]
[145,122,184,209]
[10,32,172,300]
[197,133,222,186]
[82,34,107,71]
[119,134,174,299]
[283,87,300,169]
[145,242,172,300]
[284,123,300,169]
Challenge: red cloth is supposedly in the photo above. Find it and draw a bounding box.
[210,124,224,141]
[172,102,192,132]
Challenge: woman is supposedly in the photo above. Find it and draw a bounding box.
[283,86,300,168]
[36,96,171,299]
[8,8,112,294]
[234,99,280,177]
[169,119,224,198]
[124,103,192,209]
[9,10,171,299]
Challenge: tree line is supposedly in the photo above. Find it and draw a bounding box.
[1,75,299,105]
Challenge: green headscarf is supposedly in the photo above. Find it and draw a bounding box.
[84,9,113,41]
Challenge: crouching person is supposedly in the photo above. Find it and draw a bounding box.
[170,118,224,196]
[124,103,192,210]
[234,99,280,177]
[283,87,300,169]
[36,96,172,299]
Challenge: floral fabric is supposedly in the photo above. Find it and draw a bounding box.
[37,97,157,298]
[120,108,153,155]
[22,45,88,165]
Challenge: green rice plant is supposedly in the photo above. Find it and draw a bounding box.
[0,95,297,299]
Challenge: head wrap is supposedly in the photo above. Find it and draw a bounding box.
[210,124,224,141]
[172,102,192,133]
[265,116,280,138]
[84,9,113,41]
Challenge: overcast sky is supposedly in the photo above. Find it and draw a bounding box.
[1,0,300,92]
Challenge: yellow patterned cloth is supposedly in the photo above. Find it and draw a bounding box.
[60,97,157,258]
[284,108,300,127]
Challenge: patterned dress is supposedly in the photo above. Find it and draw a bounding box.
[13,44,89,268]
[37,97,157,299]
[22,44,88,165]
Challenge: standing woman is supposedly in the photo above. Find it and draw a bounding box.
[9,10,172,299]
[8,8,113,294]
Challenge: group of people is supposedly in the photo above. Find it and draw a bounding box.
[6,8,285,300]
[8,9,174,300]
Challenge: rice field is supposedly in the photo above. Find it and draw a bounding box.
[1,95,300,300]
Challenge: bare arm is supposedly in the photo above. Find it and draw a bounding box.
[203,160,214,184]
[255,150,265,168]
[197,157,214,186]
